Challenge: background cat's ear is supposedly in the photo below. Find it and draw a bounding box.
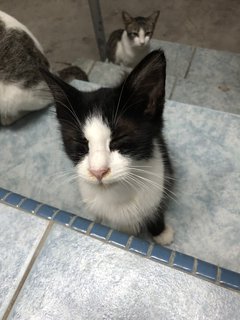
[122,11,133,24]
[122,49,166,118]
[148,10,160,25]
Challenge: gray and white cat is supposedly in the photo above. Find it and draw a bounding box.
[107,11,160,68]
[0,10,87,125]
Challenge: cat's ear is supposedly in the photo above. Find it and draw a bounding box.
[122,11,133,24]
[40,68,81,120]
[148,10,160,25]
[122,49,166,118]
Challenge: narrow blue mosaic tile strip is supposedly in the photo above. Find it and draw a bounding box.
[0,187,9,199]
[173,252,195,273]
[20,198,41,213]
[108,230,129,248]
[4,192,24,206]
[71,216,92,233]
[196,260,218,281]
[150,245,172,264]
[220,268,240,290]
[90,223,110,240]
[53,211,75,226]
[129,237,149,256]
[1,187,240,293]
[36,204,58,219]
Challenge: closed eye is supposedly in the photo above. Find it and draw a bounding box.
[73,137,89,153]
[110,134,129,150]
[145,32,152,36]
[111,134,128,143]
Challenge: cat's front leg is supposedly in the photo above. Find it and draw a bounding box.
[146,209,174,245]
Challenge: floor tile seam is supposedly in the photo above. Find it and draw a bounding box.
[87,60,97,76]
[174,77,240,88]
[184,47,197,79]
[2,222,54,320]
[168,76,178,100]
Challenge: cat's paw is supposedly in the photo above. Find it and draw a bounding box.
[153,225,174,245]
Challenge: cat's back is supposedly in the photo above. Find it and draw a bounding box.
[0,10,49,87]
[106,29,124,63]
[0,11,43,52]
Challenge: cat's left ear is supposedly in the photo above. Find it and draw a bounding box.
[39,67,82,122]
[40,67,79,103]
[122,49,166,118]
[122,11,133,25]
[148,10,160,25]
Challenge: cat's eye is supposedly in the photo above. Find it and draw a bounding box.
[110,134,129,150]
[129,32,138,37]
[145,32,151,36]
[73,137,89,154]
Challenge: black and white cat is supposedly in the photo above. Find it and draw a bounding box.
[0,10,87,125]
[42,49,174,245]
[107,11,160,68]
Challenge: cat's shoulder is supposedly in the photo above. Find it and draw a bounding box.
[107,29,124,62]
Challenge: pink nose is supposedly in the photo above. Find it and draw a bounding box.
[89,168,110,181]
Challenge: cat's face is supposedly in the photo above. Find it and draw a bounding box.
[42,50,166,187]
[122,11,160,47]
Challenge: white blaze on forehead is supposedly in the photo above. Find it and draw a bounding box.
[139,28,145,43]
[83,116,111,170]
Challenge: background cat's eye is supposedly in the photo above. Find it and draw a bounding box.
[129,32,138,37]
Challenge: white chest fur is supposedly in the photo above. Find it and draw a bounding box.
[115,31,150,68]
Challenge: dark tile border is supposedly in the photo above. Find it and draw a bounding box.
[1,187,239,293]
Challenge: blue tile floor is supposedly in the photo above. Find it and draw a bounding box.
[1,40,240,318]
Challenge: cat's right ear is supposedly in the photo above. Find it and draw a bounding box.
[121,49,166,118]
[122,11,133,24]
[148,10,160,25]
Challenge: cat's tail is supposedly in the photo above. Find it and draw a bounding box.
[56,65,88,83]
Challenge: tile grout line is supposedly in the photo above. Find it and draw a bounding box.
[183,47,196,79]
[17,197,27,208]
[2,222,54,320]
[216,266,222,286]
[87,61,96,76]
[168,76,178,100]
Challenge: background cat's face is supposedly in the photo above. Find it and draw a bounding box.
[122,11,160,47]
[42,50,166,187]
